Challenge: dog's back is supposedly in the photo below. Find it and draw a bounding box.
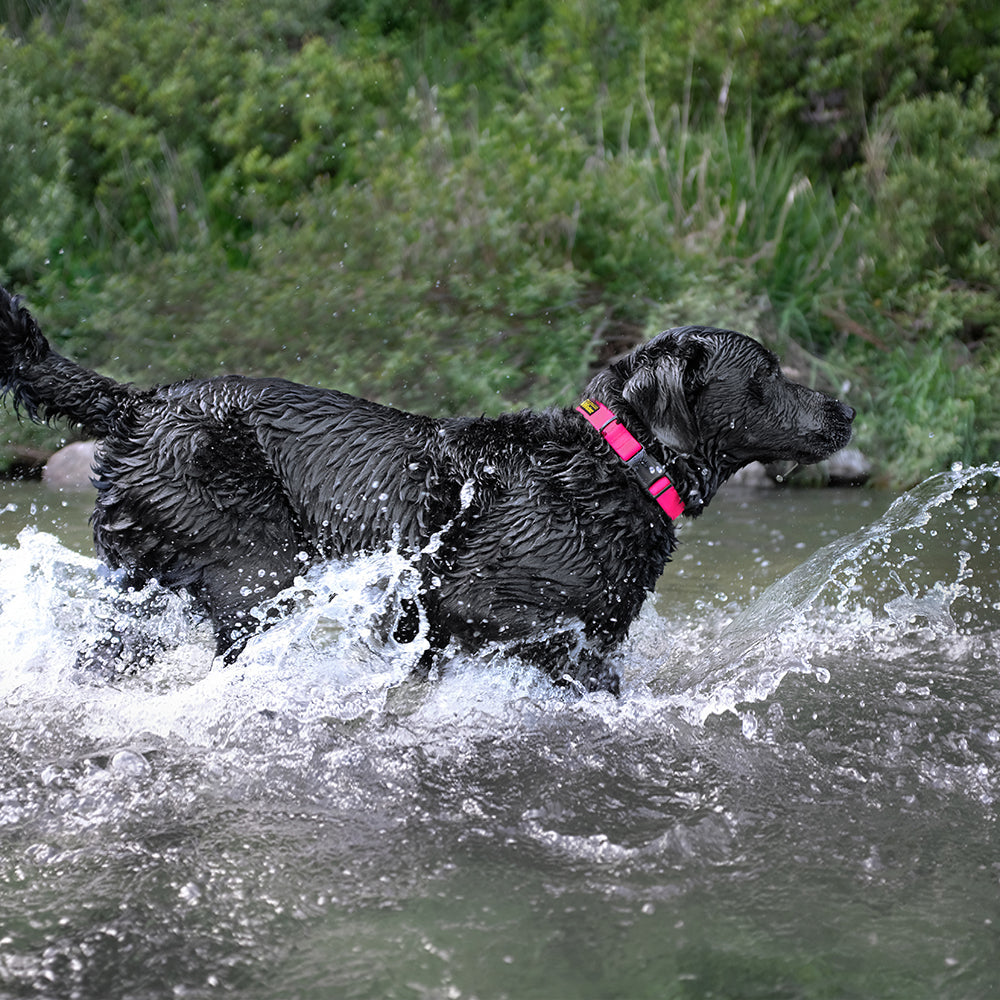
[88,374,474,650]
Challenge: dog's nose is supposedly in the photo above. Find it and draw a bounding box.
[842,403,856,421]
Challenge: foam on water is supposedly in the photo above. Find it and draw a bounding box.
[2,464,998,750]
[656,463,1000,723]
[1,529,424,744]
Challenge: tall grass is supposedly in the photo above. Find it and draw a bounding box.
[630,58,866,350]
[1,0,83,37]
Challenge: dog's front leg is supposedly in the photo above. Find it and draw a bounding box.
[74,582,177,680]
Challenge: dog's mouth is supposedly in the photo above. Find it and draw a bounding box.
[798,398,855,462]
[795,425,855,466]
[826,400,856,452]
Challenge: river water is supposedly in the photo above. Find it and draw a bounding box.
[0,466,997,999]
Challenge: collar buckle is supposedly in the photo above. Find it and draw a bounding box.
[576,398,685,519]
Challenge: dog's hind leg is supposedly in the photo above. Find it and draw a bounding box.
[90,412,316,666]
[196,562,305,664]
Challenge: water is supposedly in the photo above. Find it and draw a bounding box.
[1,468,998,999]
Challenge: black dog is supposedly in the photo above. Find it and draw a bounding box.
[0,286,854,691]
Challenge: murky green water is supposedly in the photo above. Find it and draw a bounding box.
[1,470,997,999]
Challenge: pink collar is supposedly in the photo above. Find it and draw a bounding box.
[575,398,685,519]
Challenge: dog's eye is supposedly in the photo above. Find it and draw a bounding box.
[748,366,778,402]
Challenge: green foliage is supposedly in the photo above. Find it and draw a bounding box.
[0,37,75,284]
[209,36,403,218]
[854,82,1000,334]
[626,94,866,348]
[723,0,1000,170]
[1,0,998,486]
[844,331,1000,488]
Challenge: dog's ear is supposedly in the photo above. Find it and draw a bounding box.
[620,351,680,415]
[620,330,712,452]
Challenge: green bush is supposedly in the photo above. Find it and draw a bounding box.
[1,0,998,486]
[853,82,1000,335]
[0,37,76,284]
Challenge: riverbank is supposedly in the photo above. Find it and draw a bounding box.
[1,1,997,487]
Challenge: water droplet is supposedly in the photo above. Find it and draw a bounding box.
[111,750,151,777]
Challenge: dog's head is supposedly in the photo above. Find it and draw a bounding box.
[587,327,855,473]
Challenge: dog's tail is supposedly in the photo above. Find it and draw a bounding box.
[0,286,132,438]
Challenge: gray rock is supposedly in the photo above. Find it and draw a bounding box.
[725,447,872,491]
[42,440,98,491]
[826,447,872,486]
[725,461,776,489]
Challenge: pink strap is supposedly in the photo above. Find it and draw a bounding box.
[649,478,685,519]
[576,399,685,519]
[577,399,641,461]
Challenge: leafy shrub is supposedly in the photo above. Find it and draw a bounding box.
[853,82,1000,337]
[0,38,76,284]
[843,330,1000,487]
[1,0,998,486]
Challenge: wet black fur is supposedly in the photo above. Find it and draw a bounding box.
[0,286,854,692]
